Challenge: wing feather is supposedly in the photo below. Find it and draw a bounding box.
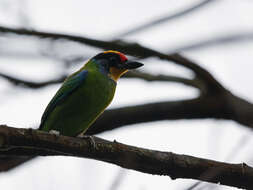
[39,70,88,130]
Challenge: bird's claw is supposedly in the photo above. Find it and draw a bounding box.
[49,130,60,135]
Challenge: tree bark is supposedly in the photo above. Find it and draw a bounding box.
[0,125,252,189]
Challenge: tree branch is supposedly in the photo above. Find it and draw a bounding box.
[89,92,253,134]
[124,70,204,90]
[0,125,252,189]
[2,91,253,172]
[88,97,228,135]
[0,25,224,94]
[167,31,253,53]
[0,72,66,89]
[1,26,253,175]
[0,70,201,90]
[115,0,216,37]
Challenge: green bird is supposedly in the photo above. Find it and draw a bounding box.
[39,50,143,136]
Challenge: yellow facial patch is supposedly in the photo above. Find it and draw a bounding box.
[109,67,128,81]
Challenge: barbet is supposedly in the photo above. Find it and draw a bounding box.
[39,50,143,136]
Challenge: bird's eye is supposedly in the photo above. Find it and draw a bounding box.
[101,61,109,71]
[109,57,118,66]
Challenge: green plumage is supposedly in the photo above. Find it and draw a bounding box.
[39,60,116,136]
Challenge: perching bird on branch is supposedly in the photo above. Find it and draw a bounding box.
[39,50,143,136]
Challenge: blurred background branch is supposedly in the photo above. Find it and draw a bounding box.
[0,25,225,93]
[0,72,66,89]
[167,31,253,54]
[115,0,216,38]
[0,1,253,190]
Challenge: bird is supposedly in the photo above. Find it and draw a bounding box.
[39,50,143,137]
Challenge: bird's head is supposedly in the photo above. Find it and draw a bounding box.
[91,50,143,81]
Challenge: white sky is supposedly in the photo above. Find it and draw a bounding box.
[0,0,253,190]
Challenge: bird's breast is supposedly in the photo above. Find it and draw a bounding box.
[79,71,116,108]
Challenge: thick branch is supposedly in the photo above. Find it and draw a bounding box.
[88,92,253,134]
[1,81,253,172]
[1,26,253,175]
[2,93,253,172]
[87,96,222,134]
[0,125,252,189]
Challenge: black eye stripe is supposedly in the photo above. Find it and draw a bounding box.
[109,56,120,66]
[93,53,122,72]
[94,53,121,63]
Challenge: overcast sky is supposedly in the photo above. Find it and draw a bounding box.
[0,1,253,189]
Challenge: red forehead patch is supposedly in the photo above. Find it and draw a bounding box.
[103,50,128,62]
[118,52,128,62]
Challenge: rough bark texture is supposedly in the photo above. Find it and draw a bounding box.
[0,125,252,189]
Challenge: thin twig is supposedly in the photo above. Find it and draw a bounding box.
[124,70,204,90]
[167,31,253,54]
[0,72,66,88]
[187,134,252,190]
[108,169,127,190]
[115,0,216,37]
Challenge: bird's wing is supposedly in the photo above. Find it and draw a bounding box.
[39,70,88,130]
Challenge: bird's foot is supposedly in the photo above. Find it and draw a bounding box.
[49,130,60,135]
[78,134,96,150]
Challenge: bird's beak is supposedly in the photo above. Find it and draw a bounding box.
[118,61,143,70]
[109,61,143,81]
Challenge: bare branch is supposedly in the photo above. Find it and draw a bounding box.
[108,169,127,190]
[0,70,200,90]
[185,134,253,190]
[115,0,216,37]
[167,31,253,53]
[184,182,202,190]
[0,72,66,89]
[1,26,253,175]
[0,25,224,94]
[88,95,237,134]
[89,91,253,134]
[88,97,225,134]
[0,156,34,171]
[0,125,252,189]
[2,90,253,172]
[124,70,204,90]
